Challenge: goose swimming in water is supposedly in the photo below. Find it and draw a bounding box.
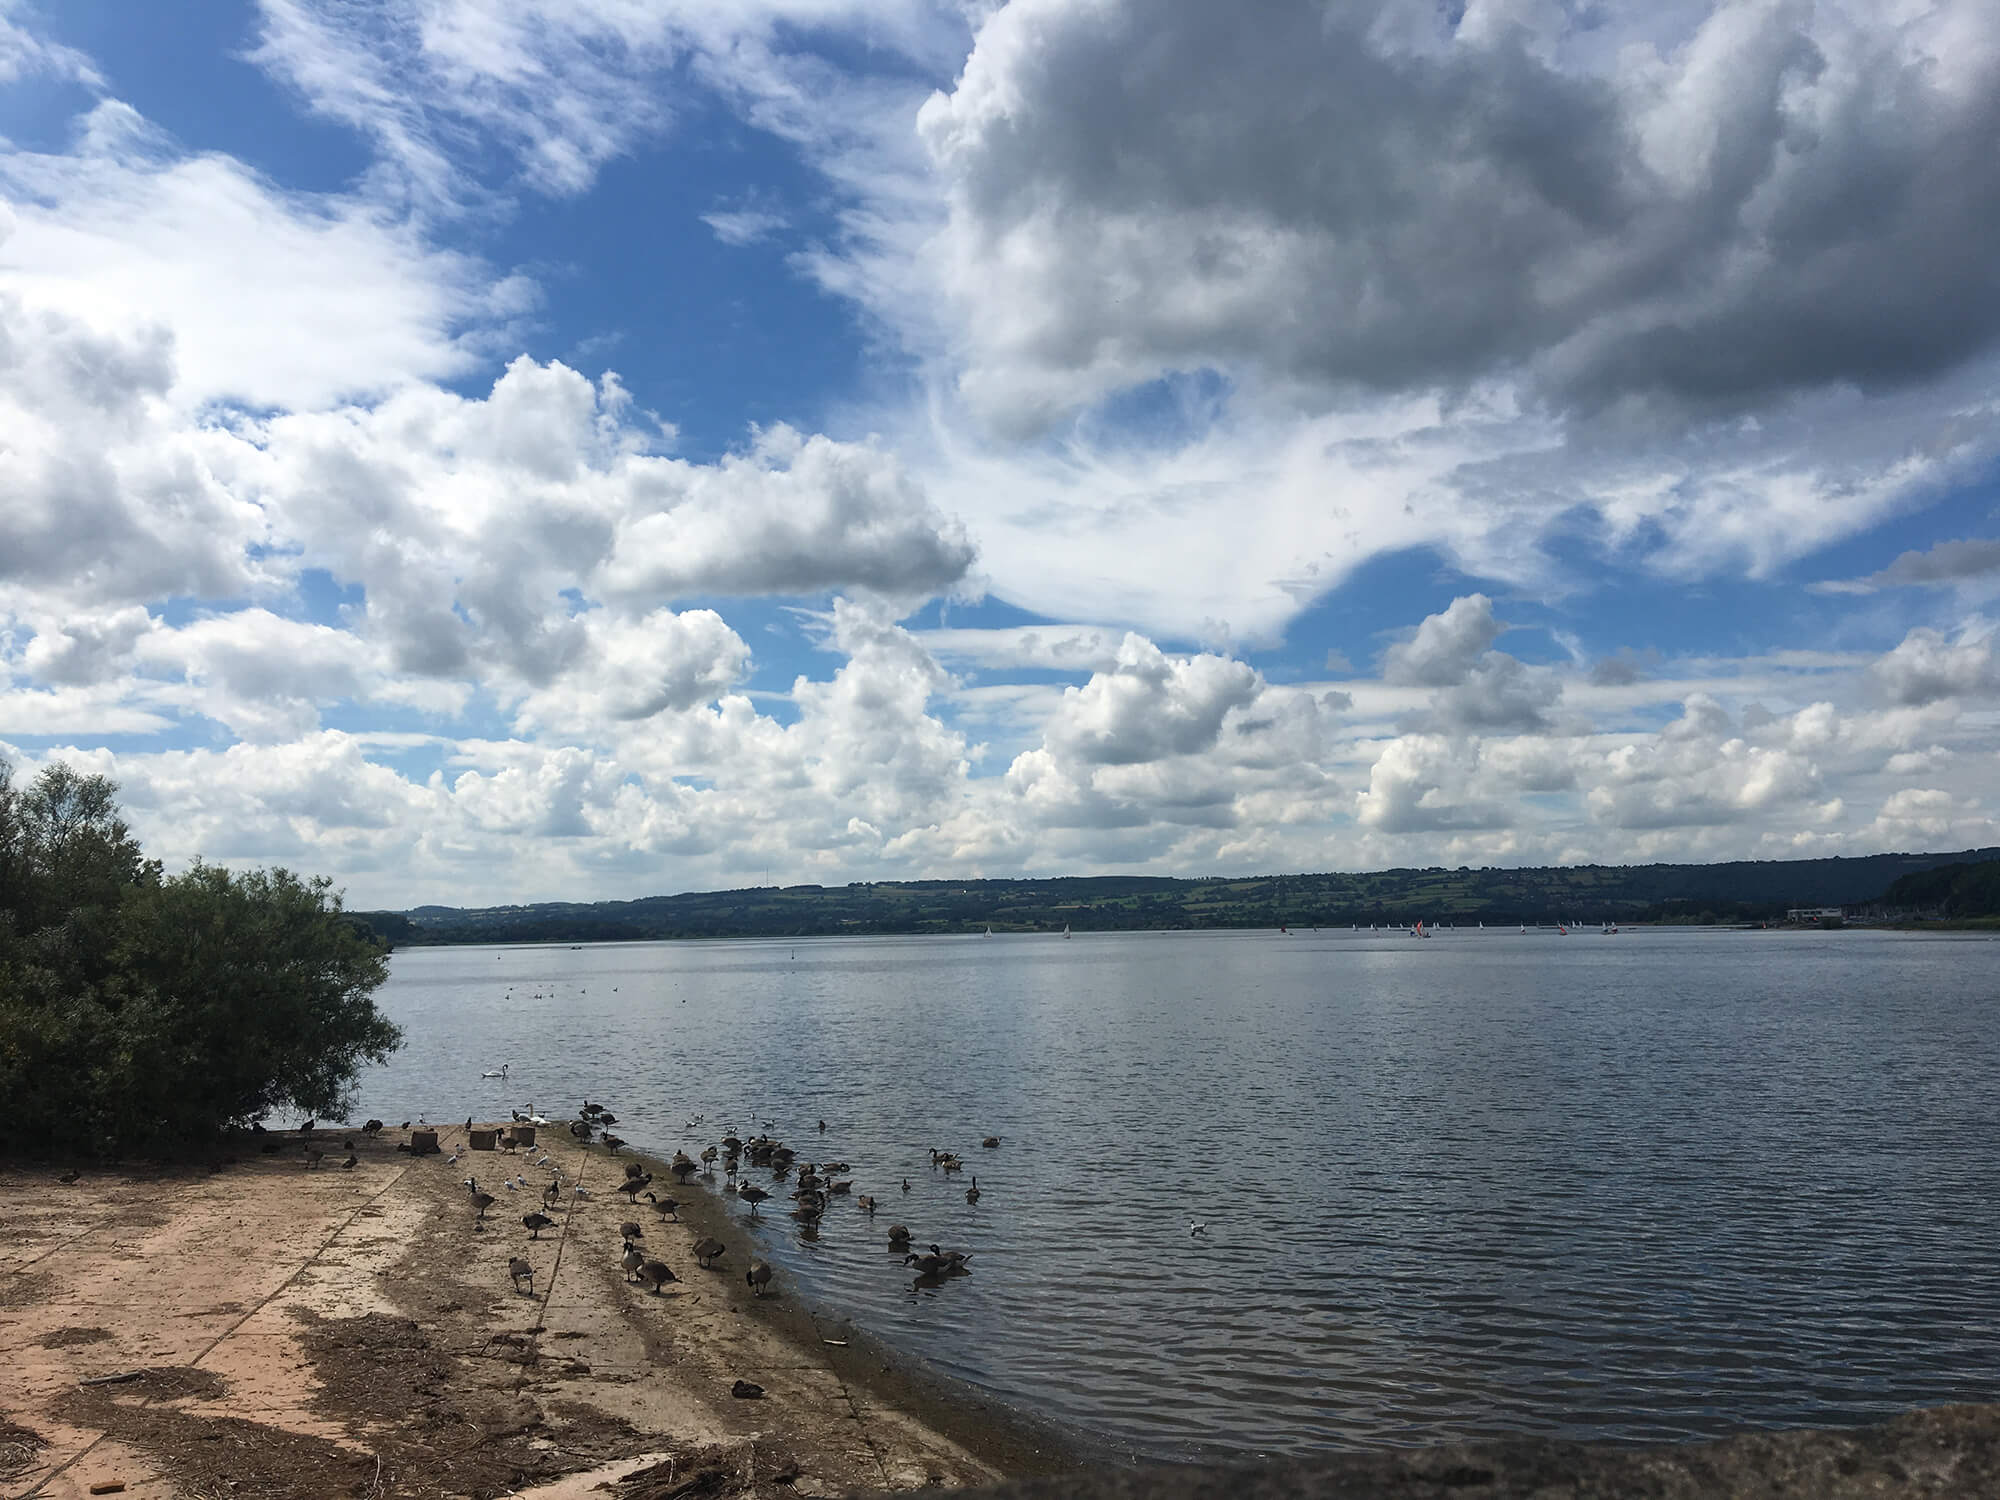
[965,1177,981,1204]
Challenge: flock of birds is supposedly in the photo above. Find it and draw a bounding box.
[647,1112,989,1288]
[274,1092,994,1313]
[461,1100,777,1306]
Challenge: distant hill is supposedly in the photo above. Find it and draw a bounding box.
[1881,858,2000,918]
[349,847,2000,946]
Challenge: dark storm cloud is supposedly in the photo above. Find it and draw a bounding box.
[924,0,2000,419]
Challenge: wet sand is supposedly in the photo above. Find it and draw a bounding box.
[0,1123,1087,1499]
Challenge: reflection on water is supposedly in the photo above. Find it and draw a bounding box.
[352,927,2000,1459]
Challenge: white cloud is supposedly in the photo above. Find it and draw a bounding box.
[1870,620,2000,706]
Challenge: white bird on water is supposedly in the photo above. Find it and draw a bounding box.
[1189,1222,1207,1236]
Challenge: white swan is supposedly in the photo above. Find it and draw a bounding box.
[480,1063,510,1079]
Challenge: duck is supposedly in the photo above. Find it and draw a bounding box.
[640,1260,677,1294]
[621,1242,646,1282]
[965,1177,981,1204]
[692,1237,726,1268]
[746,1260,773,1297]
[522,1211,555,1239]
[509,1257,535,1294]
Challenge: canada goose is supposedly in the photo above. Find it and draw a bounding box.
[738,1184,769,1216]
[620,1221,643,1241]
[856,1195,877,1215]
[621,1243,646,1282]
[542,1182,561,1209]
[887,1224,911,1246]
[522,1212,555,1239]
[598,1112,618,1126]
[746,1260,773,1296]
[670,1154,698,1184]
[904,1249,953,1276]
[615,1174,652,1200]
[363,1120,383,1136]
[509,1257,535,1293]
[305,1148,325,1170]
[901,1178,911,1193]
[692,1237,726,1268]
[624,1161,645,1181]
[300,1118,317,1135]
[817,1119,826,1133]
[58,1167,81,1185]
[981,1136,1001,1149]
[965,1177,981,1204]
[341,1153,358,1169]
[469,1182,496,1226]
[940,1157,964,1174]
[827,1179,852,1195]
[342,1138,354,1150]
[651,1196,679,1221]
[640,1260,676,1294]
[603,1135,625,1154]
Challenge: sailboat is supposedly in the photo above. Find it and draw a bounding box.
[984,926,992,937]
[1062,923,1071,939]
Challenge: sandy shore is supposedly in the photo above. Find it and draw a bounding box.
[1,1123,1084,1499]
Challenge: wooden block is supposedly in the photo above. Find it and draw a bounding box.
[469,1128,498,1151]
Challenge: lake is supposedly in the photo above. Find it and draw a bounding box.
[349,926,2000,1460]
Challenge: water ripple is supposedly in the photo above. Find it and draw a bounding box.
[354,928,2000,1459]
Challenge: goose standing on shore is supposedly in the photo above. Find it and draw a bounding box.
[509,1257,535,1294]
[746,1260,773,1297]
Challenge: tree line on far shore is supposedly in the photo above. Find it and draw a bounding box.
[0,760,400,1156]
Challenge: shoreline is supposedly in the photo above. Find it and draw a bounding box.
[0,1119,1094,1498]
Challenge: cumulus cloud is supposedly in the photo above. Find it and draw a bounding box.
[914,0,2000,426]
[1870,621,2000,706]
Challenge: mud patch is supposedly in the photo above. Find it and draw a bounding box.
[282,1310,665,1498]
[0,1268,53,1306]
[55,1387,373,1500]
[0,1418,46,1482]
[38,1324,114,1348]
[610,1437,806,1500]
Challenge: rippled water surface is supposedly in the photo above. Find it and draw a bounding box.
[351,927,2000,1459]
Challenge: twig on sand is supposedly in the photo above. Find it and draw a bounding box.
[78,1371,146,1387]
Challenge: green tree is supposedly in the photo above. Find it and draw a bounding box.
[0,762,401,1154]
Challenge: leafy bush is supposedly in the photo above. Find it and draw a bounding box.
[0,761,401,1154]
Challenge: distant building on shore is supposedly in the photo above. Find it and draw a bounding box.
[1785,906,1846,924]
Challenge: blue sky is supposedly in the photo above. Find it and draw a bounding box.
[3,0,1999,906]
